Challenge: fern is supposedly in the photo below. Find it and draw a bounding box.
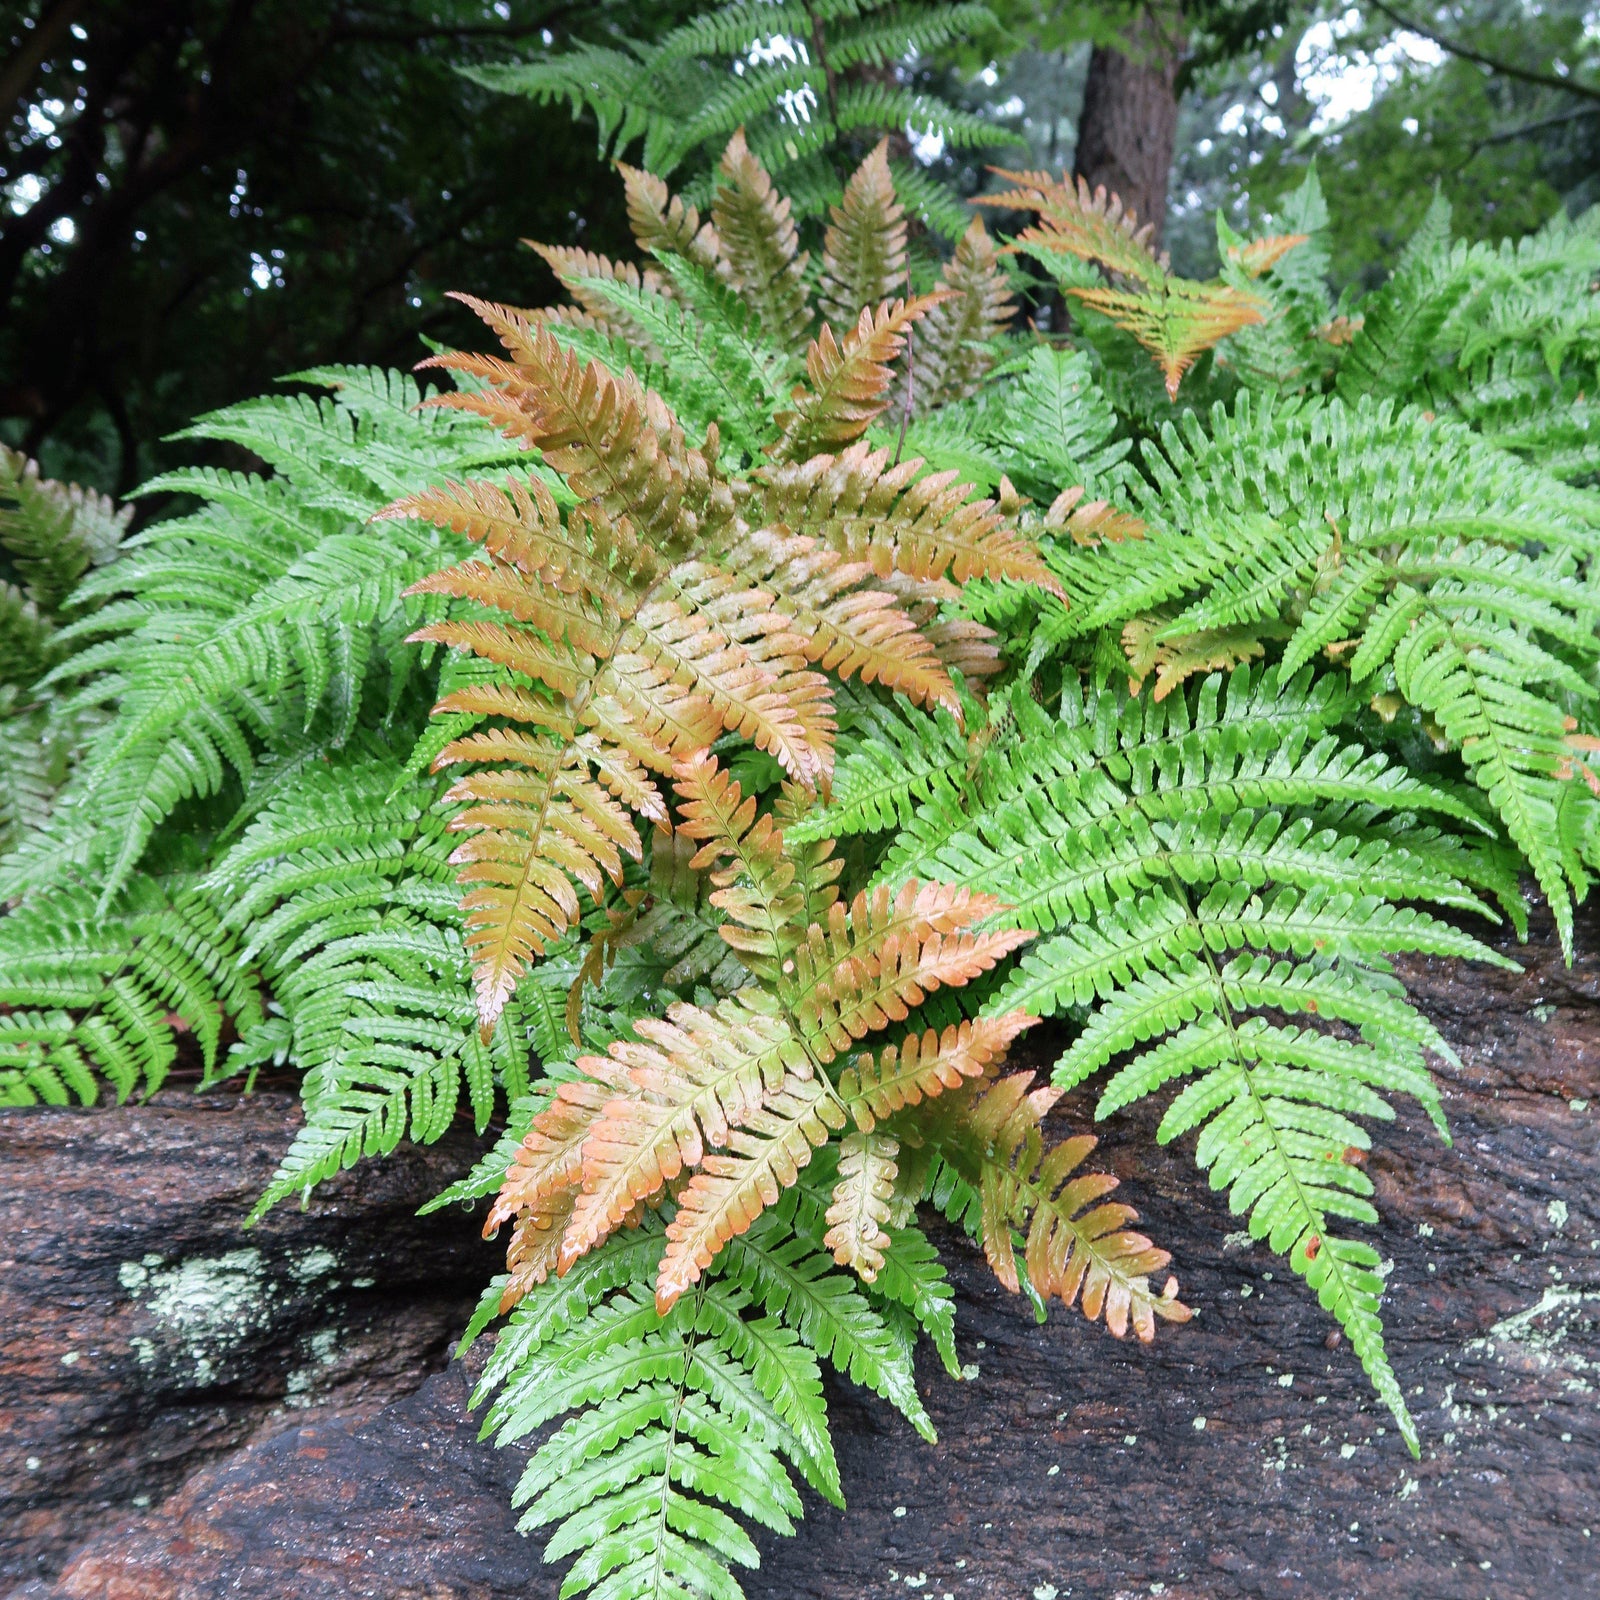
[869,664,1521,1449]
[388,136,1058,1032]
[7,85,1599,1599]
[1338,195,1600,484]
[475,751,1184,1596]
[0,447,134,855]
[1044,391,1600,953]
[0,876,261,1107]
[201,747,539,1216]
[465,1,1014,231]
[981,171,1293,399]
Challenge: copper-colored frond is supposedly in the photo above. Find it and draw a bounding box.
[1069,281,1266,400]
[1122,616,1272,702]
[407,557,617,658]
[760,442,1063,596]
[721,528,959,714]
[776,294,950,460]
[840,1010,1035,1132]
[383,472,634,601]
[823,1129,899,1281]
[487,1070,619,1240]
[712,129,813,350]
[1044,486,1146,547]
[428,311,728,561]
[938,1073,1192,1340]
[672,751,807,969]
[785,879,1033,1062]
[980,170,1168,287]
[914,215,1016,410]
[446,742,643,1030]
[561,994,806,1268]
[657,1071,845,1310]
[818,138,908,329]
[500,1188,578,1311]
[618,161,722,270]
[528,242,667,356]
[623,583,835,789]
[1226,232,1310,279]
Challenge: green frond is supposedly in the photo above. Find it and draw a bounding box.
[470,1216,842,1600]
[15,371,511,903]
[0,876,262,1107]
[1045,392,1600,950]
[724,1183,933,1440]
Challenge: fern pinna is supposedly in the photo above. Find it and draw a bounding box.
[469,752,1188,1597]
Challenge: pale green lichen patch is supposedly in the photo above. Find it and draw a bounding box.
[116,1245,346,1388]
[1443,1284,1600,1429]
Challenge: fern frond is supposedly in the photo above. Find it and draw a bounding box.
[983,169,1164,280]
[561,993,808,1267]
[783,879,1030,1061]
[776,293,948,459]
[1050,391,1600,949]
[840,1010,1034,1130]
[472,1220,836,1600]
[913,217,1016,411]
[0,444,133,610]
[0,877,261,1107]
[823,1129,899,1279]
[1071,280,1267,401]
[817,138,908,329]
[919,1072,1191,1339]
[712,129,813,352]
[659,1070,846,1309]
[618,161,723,270]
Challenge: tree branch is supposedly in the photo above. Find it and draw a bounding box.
[1366,0,1600,106]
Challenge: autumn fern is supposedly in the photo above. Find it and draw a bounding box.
[473,753,1188,1597]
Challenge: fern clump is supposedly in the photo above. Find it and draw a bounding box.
[1337,193,1600,484]
[6,95,1599,1599]
[0,368,520,907]
[815,664,1514,1449]
[386,134,1052,1033]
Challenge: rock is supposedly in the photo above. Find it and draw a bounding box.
[8,905,1599,1599]
[0,1090,500,1590]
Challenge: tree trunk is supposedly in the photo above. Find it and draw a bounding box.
[1073,8,1185,244]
